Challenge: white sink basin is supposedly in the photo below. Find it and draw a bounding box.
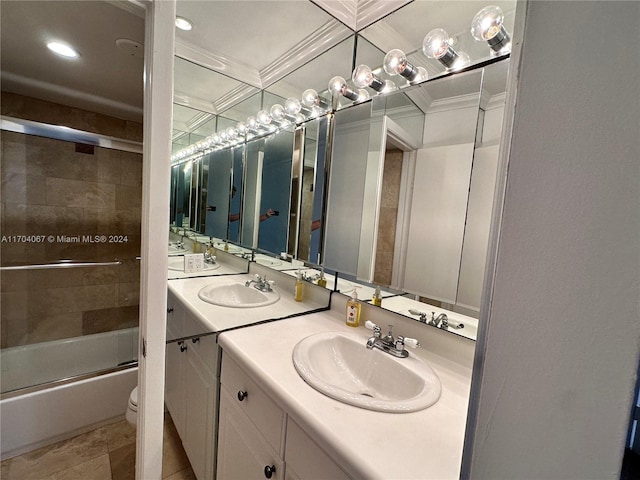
[293,332,441,412]
[198,283,280,308]
[167,256,220,272]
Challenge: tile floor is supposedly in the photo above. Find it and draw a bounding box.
[0,415,195,480]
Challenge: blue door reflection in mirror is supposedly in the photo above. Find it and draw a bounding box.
[228,147,243,243]
[205,149,232,239]
[257,130,294,254]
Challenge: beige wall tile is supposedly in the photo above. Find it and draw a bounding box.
[25,311,83,346]
[46,178,116,209]
[1,172,47,205]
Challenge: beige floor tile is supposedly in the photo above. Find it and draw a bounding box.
[161,421,190,478]
[109,443,136,480]
[98,419,136,453]
[51,454,111,480]
[0,428,108,480]
[163,467,197,480]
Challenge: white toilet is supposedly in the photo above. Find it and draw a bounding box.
[126,387,138,427]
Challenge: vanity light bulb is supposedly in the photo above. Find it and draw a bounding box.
[219,131,228,141]
[352,64,374,89]
[383,50,406,76]
[212,133,221,144]
[257,110,272,125]
[471,5,511,53]
[328,76,347,95]
[301,89,320,108]
[246,116,258,129]
[422,28,451,59]
[284,98,302,116]
[236,122,247,134]
[226,126,237,138]
[270,104,286,121]
[382,50,420,81]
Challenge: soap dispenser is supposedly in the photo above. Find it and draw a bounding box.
[316,267,327,288]
[294,269,304,302]
[372,286,382,307]
[345,288,362,327]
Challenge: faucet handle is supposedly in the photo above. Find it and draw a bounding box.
[365,321,381,336]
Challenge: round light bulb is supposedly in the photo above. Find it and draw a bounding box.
[284,98,302,116]
[246,116,258,129]
[352,64,375,88]
[236,122,247,134]
[295,113,305,124]
[301,89,320,108]
[383,49,408,76]
[212,133,220,144]
[257,110,272,125]
[226,127,237,138]
[219,131,228,141]
[357,89,370,102]
[423,28,451,59]
[270,104,286,121]
[328,76,347,95]
[471,5,504,41]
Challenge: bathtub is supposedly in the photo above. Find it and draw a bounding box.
[0,328,139,459]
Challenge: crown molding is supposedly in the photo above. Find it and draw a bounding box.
[175,40,263,88]
[173,90,217,115]
[355,0,412,31]
[311,0,358,29]
[404,86,434,113]
[260,20,353,89]
[485,91,507,110]
[426,92,484,114]
[214,84,261,114]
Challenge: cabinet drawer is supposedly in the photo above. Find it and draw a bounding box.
[221,354,285,454]
[187,331,219,377]
[166,291,184,341]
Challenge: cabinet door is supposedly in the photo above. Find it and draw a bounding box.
[183,343,217,480]
[165,328,185,439]
[285,419,350,480]
[217,388,284,480]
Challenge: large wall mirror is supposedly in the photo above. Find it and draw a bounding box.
[169,0,514,335]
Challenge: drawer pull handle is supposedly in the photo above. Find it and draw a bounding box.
[178,341,187,353]
[167,307,174,314]
[191,337,200,344]
[237,390,248,401]
[264,465,276,478]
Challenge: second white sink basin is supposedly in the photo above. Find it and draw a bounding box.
[293,331,441,412]
[198,283,280,308]
[167,256,220,272]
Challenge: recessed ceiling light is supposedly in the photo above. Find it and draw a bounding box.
[47,41,79,59]
[175,16,193,31]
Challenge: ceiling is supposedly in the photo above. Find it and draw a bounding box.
[0,0,514,136]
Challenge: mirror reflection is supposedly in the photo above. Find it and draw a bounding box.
[169,1,513,339]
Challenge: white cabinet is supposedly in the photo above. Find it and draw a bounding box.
[165,290,219,480]
[217,352,350,480]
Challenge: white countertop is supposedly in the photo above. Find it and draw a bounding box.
[218,310,472,479]
[167,271,330,333]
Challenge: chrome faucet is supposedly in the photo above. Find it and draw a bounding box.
[245,274,274,292]
[204,251,216,264]
[364,321,420,358]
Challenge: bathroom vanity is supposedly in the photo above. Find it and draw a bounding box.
[165,261,331,479]
[217,310,474,479]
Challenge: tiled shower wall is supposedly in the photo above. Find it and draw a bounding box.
[0,93,143,349]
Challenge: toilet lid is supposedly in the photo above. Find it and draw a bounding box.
[129,387,138,407]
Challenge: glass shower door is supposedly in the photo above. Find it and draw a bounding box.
[0,121,142,394]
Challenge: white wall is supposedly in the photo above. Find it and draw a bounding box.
[464,1,640,478]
